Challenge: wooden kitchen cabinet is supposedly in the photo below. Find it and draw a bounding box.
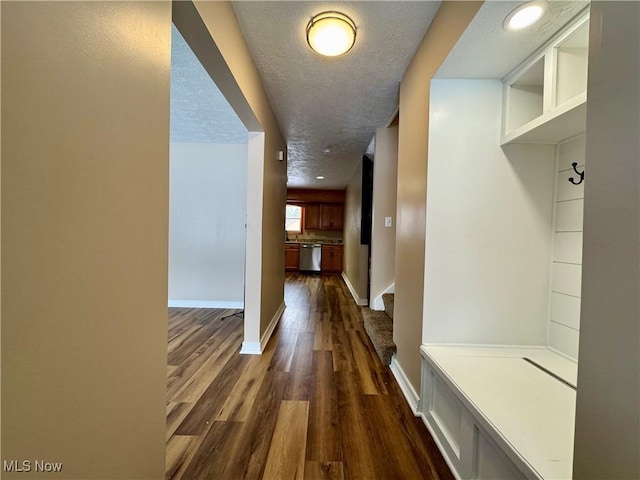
[304,204,320,230]
[321,244,343,273]
[285,243,300,271]
[320,204,343,231]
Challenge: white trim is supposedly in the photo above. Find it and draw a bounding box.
[341,272,368,306]
[420,413,463,480]
[371,282,395,310]
[239,341,261,355]
[390,355,420,416]
[168,300,244,309]
[240,302,285,355]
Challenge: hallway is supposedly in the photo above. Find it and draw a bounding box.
[166,273,452,480]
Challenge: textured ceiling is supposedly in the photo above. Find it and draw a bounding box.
[232,1,441,188]
[171,25,248,144]
[436,1,590,79]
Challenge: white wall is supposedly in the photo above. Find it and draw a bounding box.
[548,134,585,359]
[423,79,555,345]
[370,126,398,310]
[168,142,247,307]
[573,2,640,477]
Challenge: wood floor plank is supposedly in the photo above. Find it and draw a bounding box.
[216,341,276,422]
[330,321,355,372]
[166,402,192,440]
[306,350,342,462]
[335,371,382,479]
[176,421,241,480]
[348,329,389,395]
[166,316,242,400]
[225,371,289,480]
[169,324,243,403]
[174,349,249,435]
[165,435,201,480]
[262,400,310,480]
[313,318,332,351]
[304,461,344,480]
[284,332,315,400]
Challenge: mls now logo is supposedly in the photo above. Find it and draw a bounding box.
[3,460,63,473]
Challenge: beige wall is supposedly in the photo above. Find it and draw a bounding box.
[573,2,639,477]
[1,2,171,478]
[344,161,369,303]
[175,1,287,347]
[394,1,482,391]
[370,126,398,310]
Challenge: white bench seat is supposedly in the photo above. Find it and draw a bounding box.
[420,345,577,479]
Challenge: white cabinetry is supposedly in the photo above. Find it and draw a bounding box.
[502,11,589,144]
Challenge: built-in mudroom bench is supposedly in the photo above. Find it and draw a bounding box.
[421,345,577,479]
[418,5,589,479]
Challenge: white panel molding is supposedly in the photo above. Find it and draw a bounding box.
[551,262,582,297]
[555,199,584,232]
[168,300,244,309]
[240,301,285,355]
[419,413,464,480]
[341,272,368,306]
[390,355,420,415]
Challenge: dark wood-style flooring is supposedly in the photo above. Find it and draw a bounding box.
[166,273,453,480]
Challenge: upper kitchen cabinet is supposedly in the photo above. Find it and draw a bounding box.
[502,10,589,144]
[304,204,321,230]
[320,204,343,231]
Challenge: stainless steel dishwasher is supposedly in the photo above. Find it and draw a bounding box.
[299,243,322,272]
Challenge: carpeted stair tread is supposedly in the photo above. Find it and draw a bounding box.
[382,293,394,320]
[362,308,396,366]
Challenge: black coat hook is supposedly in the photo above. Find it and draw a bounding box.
[568,162,584,185]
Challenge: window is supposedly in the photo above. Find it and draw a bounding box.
[285,205,303,233]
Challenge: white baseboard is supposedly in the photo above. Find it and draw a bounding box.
[371,282,395,310]
[240,302,285,355]
[168,300,244,309]
[340,272,368,306]
[390,355,420,416]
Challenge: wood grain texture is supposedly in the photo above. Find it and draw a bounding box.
[166,274,453,480]
[262,401,310,480]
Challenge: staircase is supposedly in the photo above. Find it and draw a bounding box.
[362,293,396,365]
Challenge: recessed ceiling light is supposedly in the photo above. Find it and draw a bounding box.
[316,176,325,180]
[503,1,547,31]
[307,12,357,57]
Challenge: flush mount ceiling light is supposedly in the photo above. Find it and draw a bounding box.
[307,12,357,57]
[316,176,325,180]
[503,1,547,31]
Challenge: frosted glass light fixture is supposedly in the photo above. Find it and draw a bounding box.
[503,1,547,31]
[307,12,357,57]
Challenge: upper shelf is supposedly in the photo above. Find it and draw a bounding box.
[501,10,590,145]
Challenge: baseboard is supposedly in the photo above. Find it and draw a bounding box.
[371,282,395,310]
[168,300,244,309]
[340,272,368,306]
[240,301,285,355]
[390,355,420,416]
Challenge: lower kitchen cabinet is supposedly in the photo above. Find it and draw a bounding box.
[321,244,343,273]
[285,243,300,271]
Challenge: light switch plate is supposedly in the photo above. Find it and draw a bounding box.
[385,217,393,228]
